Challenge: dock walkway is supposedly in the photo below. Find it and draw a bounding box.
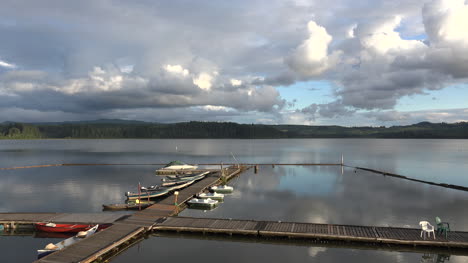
[154,216,468,249]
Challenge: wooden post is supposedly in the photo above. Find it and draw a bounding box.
[254,165,258,174]
[174,191,179,213]
[341,154,344,166]
[138,182,141,211]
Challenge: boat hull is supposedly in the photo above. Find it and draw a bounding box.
[210,186,233,194]
[102,202,154,210]
[35,223,94,233]
[126,189,170,200]
[198,193,224,201]
[37,224,99,259]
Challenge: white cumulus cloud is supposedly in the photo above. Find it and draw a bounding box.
[193,72,213,91]
[0,59,17,69]
[230,78,242,86]
[286,21,342,78]
[164,64,189,77]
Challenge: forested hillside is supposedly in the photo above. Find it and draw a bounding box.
[0,121,467,139]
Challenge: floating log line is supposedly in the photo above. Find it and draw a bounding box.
[0,164,64,170]
[0,163,341,170]
[353,166,468,192]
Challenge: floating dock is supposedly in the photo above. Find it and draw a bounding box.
[30,166,245,263]
[154,216,468,250]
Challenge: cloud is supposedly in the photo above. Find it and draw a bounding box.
[193,72,214,91]
[164,64,189,77]
[0,59,16,69]
[230,78,242,86]
[423,0,468,46]
[0,0,467,125]
[286,21,342,78]
[364,108,468,125]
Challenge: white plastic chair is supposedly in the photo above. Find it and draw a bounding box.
[419,221,436,240]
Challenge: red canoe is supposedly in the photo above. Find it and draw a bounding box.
[34,223,110,233]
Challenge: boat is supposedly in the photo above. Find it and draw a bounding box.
[140,185,166,192]
[166,180,196,190]
[210,185,234,193]
[156,161,198,175]
[165,171,209,180]
[102,201,156,210]
[197,192,224,201]
[125,187,170,200]
[162,173,207,185]
[35,223,97,233]
[37,224,99,259]
[187,198,218,209]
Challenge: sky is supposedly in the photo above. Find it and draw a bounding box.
[0,0,467,126]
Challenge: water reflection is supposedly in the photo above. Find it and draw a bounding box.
[181,166,468,230]
[110,232,467,263]
[420,254,451,263]
[1,139,468,185]
[0,139,468,263]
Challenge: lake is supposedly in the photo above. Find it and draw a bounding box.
[0,139,467,262]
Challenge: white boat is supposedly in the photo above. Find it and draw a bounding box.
[198,192,224,201]
[210,185,234,193]
[37,224,99,259]
[156,161,198,173]
[165,171,209,180]
[187,198,218,209]
[162,172,208,185]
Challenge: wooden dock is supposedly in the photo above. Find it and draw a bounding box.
[154,217,468,250]
[32,166,245,263]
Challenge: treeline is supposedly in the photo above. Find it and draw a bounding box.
[274,121,468,138]
[0,122,285,139]
[0,121,467,139]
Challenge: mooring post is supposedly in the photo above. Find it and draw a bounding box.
[254,165,259,174]
[341,154,344,166]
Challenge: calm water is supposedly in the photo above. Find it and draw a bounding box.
[0,139,467,263]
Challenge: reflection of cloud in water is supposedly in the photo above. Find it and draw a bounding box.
[308,246,327,257]
[190,165,468,231]
[0,165,153,212]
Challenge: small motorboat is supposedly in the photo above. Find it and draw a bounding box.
[102,200,155,210]
[198,192,224,201]
[165,171,209,180]
[156,161,198,175]
[210,185,234,193]
[187,198,218,209]
[125,187,170,200]
[166,180,196,191]
[37,224,99,259]
[35,223,96,233]
[140,185,166,191]
[162,172,207,184]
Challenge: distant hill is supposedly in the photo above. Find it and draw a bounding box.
[0,120,467,139]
